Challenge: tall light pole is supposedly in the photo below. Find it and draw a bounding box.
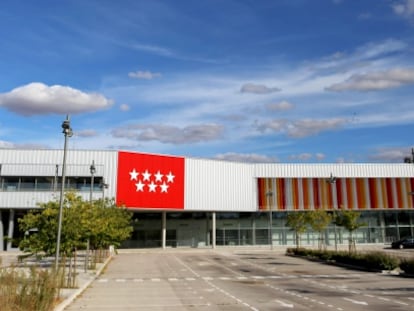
[327,173,338,251]
[266,191,273,250]
[101,178,109,206]
[55,115,73,270]
[84,160,96,272]
[90,160,96,202]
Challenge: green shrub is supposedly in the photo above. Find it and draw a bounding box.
[400,258,414,274]
[287,248,400,271]
[286,247,308,256]
[363,251,399,271]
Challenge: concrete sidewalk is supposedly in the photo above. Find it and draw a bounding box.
[54,255,112,311]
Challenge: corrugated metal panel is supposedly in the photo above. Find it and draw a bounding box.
[0,149,118,205]
[2,164,58,176]
[185,158,256,211]
[254,163,414,178]
[0,191,97,209]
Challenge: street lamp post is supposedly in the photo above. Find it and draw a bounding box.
[327,173,338,251]
[90,160,95,202]
[266,191,273,250]
[101,178,109,206]
[55,115,73,270]
[85,160,95,272]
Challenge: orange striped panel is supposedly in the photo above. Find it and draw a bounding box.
[293,178,300,210]
[302,178,309,210]
[368,178,378,209]
[406,178,414,209]
[356,178,367,209]
[345,178,353,209]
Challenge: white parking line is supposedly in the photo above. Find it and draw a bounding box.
[274,299,294,308]
[343,298,368,305]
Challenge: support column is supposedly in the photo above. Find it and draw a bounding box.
[251,214,256,246]
[0,211,4,251]
[206,214,210,246]
[212,212,216,249]
[162,212,166,249]
[379,212,386,243]
[7,209,14,251]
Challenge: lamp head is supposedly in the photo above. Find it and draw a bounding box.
[90,160,96,175]
[61,116,73,137]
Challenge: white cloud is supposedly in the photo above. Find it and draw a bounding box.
[0,140,15,148]
[368,147,411,162]
[266,100,294,111]
[256,119,288,133]
[315,153,326,161]
[128,70,162,80]
[392,0,414,19]
[75,129,98,138]
[256,118,347,138]
[326,68,414,91]
[111,123,224,144]
[0,140,48,149]
[289,153,313,161]
[120,104,130,111]
[214,152,278,163]
[130,43,174,57]
[0,83,113,116]
[288,118,347,138]
[240,83,280,94]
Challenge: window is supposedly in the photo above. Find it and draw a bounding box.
[0,175,103,192]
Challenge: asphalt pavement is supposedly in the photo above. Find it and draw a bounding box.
[61,246,414,311]
[2,245,413,311]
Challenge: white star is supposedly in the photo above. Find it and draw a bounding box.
[160,182,169,193]
[148,181,157,192]
[135,180,145,192]
[154,170,163,182]
[142,169,151,181]
[129,169,139,181]
[166,171,175,183]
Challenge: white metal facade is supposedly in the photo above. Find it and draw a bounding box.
[1,148,414,211]
[0,149,118,209]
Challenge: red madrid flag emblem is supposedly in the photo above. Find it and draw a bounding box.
[116,151,185,209]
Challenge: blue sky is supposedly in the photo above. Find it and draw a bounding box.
[1,0,414,163]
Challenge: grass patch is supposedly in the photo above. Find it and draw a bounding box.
[0,266,60,311]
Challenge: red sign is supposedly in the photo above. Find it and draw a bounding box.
[116,151,185,209]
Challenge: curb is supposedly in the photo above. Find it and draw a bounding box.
[54,255,113,311]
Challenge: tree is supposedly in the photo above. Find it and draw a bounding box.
[286,212,308,249]
[18,192,133,256]
[334,210,366,253]
[307,209,332,250]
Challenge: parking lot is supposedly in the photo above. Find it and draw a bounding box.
[62,247,414,311]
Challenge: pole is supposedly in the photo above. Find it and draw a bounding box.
[90,160,95,202]
[85,160,95,272]
[55,115,72,270]
[266,191,273,250]
[328,173,338,252]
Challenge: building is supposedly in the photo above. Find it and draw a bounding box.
[1,148,414,251]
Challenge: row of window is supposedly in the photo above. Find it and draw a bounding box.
[0,176,104,192]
